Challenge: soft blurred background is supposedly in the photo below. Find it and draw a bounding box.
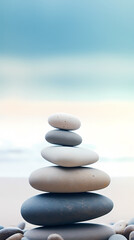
[0,0,134,225]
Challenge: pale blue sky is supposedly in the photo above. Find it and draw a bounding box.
[0,0,134,100]
[1,0,134,56]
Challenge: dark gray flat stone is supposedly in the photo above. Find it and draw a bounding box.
[45,130,82,146]
[0,228,23,240]
[25,223,115,240]
[21,192,113,226]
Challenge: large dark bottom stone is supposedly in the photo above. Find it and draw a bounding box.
[21,192,113,226]
[25,223,115,240]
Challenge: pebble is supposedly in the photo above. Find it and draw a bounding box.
[113,220,127,234]
[47,234,64,240]
[48,113,81,130]
[17,222,25,230]
[41,146,99,167]
[29,166,110,193]
[24,223,115,240]
[6,233,23,240]
[123,225,134,239]
[21,192,113,226]
[129,231,134,240]
[108,234,127,240]
[0,228,23,240]
[128,219,134,226]
[45,130,82,146]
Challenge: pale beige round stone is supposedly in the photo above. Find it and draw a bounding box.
[6,233,23,240]
[113,220,127,234]
[29,166,110,193]
[48,113,81,130]
[47,233,64,240]
[41,146,99,167]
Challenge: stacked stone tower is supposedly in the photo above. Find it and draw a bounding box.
[21,113,114,240]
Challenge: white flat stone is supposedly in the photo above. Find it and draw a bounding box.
[41,146,99,167]
[29,166,110,193]
[48,113,81,130]
[113,220,127,234]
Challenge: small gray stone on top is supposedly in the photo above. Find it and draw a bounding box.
[45,130,82,146]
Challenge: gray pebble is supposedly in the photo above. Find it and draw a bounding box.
[128,219,134,226]
[109,234,127,240]
[129,231,134,240]
[113,220,127,234]
[17,223,25,230]
[6,233,23,240]
[0,228,23,240]
[45,130,82,146]
[123,225,134,239]
[47,234,64,240]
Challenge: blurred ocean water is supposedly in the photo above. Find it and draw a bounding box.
[1,55,134,101]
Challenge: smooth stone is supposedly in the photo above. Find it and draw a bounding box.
[6,233,23,240]
[48,113,81,130]
[41,146,99,167]
[108,234,127,240]
[47,234,64,240]
[17,222,25,230]
[45,130,82,146]
[24,223,115,240]
[129,231,134,240]
[123,225,134,239]
[29,166,110,193]
[113,221,127,234]
[128,219,134,226]
[0,228,23,240]
[21,192,113,226]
